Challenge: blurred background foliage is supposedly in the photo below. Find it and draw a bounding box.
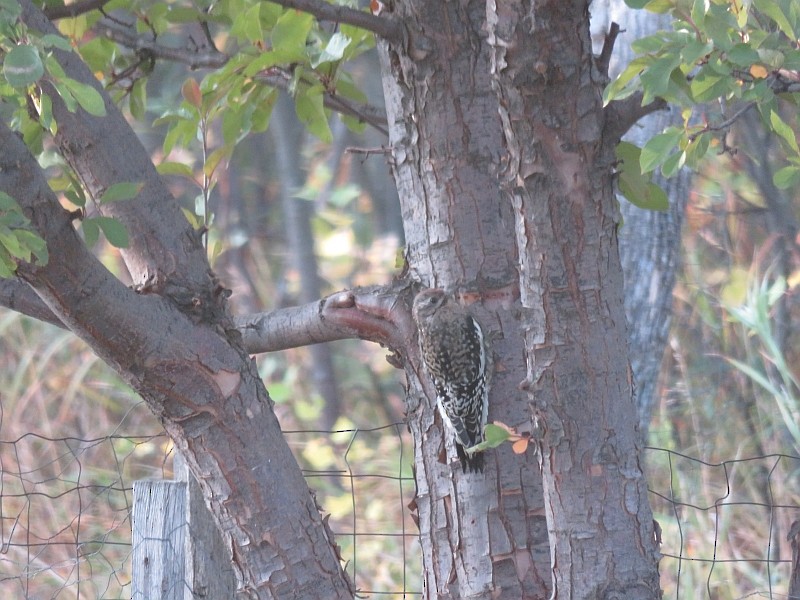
[0,0,799,598]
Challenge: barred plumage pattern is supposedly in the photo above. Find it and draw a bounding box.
[412,288,489,473]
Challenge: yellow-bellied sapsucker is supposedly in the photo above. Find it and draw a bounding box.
[412,288,490,473]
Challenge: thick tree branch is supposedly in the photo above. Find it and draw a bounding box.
[596,22,620,77]
[43,0,110,20]
[269,0,403,44]
[0,279,66,328]
[604,92,668,143]
[0,115,354,600]
[21,0,216,303]
[1,278,417,362]
[0,121,180,370]
[236,284,416,358]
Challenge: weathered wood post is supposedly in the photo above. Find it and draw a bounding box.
[132,453,237,599]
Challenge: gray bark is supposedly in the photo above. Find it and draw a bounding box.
[379,0,660,597]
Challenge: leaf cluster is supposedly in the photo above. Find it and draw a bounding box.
[606,0,800,206]
[0,191,48,276]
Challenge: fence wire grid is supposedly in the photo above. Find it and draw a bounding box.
[2,420,800,598]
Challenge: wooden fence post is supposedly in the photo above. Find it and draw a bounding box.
[132,479,188,600]
[788,520,800,599]
[132,454,237,599]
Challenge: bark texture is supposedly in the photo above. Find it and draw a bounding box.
[486,2,660,596]
[378,1,549,597]
[379,0,660,598]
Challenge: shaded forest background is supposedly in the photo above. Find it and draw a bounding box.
[1,0,799,598]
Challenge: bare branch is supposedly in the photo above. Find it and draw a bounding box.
[269,0,403,43]
[95,17,228,69]
[43,0,110,20]
[255,70,388,135]
[596,22,621,78]
[93,17,389,134]
[236,284,416,360]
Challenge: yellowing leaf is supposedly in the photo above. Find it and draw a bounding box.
[512,438,530,454]
[750,64,769,79]
[182,78,202,109]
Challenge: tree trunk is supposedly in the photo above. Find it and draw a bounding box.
[380,0,660,597]
[6,3,355,597]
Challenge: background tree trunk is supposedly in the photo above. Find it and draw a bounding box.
[609,2,691,438]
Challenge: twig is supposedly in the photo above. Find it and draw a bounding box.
[689,101,755,141]
[596,22,621,77]
[345,146,392,156]
[268,0,403,44]
[95,18,389,135]
[95,17,229,69]
[255,70,388,135]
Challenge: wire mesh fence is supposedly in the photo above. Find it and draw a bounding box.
[2,422,800,598]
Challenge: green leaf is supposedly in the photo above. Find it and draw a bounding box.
[62,78,106,116]
[13,229,48,265]
[727,43,760,67]
[642,0,674,13]
[603,57,649,105]
[180,207,202,229]
[99,182,143,203]
[661,149,686,178]
[0,226,23,256]
[685,132,711,167]
[295,85,331,142]
[640,53,682,98]
[271,10,315,62]
[754,0,797,40]
[773,165,800,189]
[689,71,732,102]
[81,217,99,247]
[616,142,669,211]
[40,34,73,52]
[129,78,147,120]
[769,109,800,155]
[89,216,129,248]
[0,190,21,212]
[3,45,44,88]
[640,128,683,173]
[312,32,351,67]
[483,424,511,447]
[157,161,195,179]
[51,81,75,112]
[0,245,15,277]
